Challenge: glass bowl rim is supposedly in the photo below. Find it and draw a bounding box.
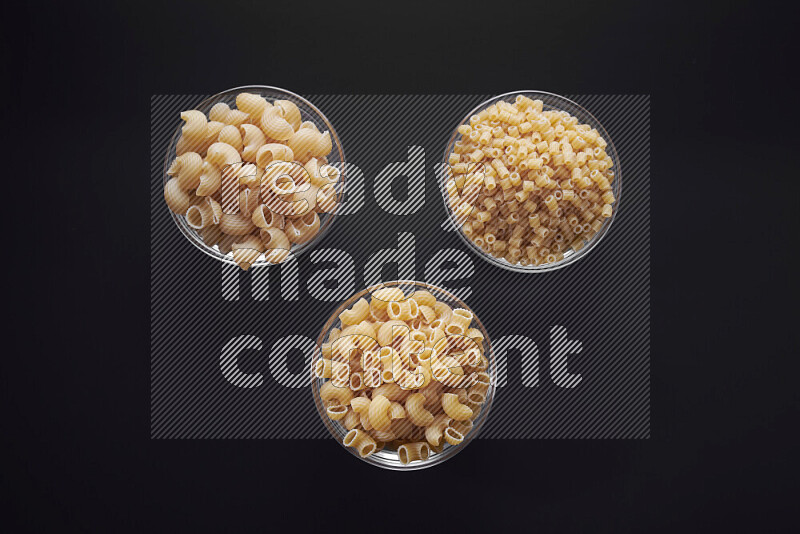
[161,84,346,268]
[311,279,497,471]
[440,90,622,273]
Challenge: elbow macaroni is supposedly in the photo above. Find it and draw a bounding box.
[441,392,473,421]
[165,91,339,270]
[315,286,493,463]
[397,442,431,465]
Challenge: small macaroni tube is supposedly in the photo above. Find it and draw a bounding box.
[428,440,445,455]
[387,298,419,321]
[445,308,473,336]
[441,392,474,421]
[359,412,373,431]
[204,122,226,149]
[237,188,259,218]
[330,362,352,389]
[466,327,485,347]
[431,356,468,388]
[305,158,337,187]
[314,183,338,213]
[429,327,446,346]
[397,442,431,465]
[216,234,237,255]
[363,368,382,389]
[343,429,377,458]
[467,389,486,404]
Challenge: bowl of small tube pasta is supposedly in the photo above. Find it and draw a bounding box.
[442,90,622,272]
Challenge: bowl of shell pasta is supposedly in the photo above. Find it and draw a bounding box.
[312,281,496,470]
[162,85,345,270]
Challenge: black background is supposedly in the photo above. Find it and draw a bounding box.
[5,0,797,532]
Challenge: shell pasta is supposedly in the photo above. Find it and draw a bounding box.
[314,284,493,465]
[165,91,341,270]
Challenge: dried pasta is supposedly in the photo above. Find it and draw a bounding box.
[165,91,340,270]
[446,95,617,267]
[315,285,493,463]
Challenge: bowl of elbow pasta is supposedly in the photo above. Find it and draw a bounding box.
[312,281,496,470]
[442,91,622,272]
[162,85,345,270]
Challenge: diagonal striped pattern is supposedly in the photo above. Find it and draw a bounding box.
[151,94,650,439]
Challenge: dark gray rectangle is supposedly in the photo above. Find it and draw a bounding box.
[151,94,650,439]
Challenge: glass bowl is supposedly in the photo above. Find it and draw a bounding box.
[162,85,346,267]
[441,90,622,273]
[311,280,497,470]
